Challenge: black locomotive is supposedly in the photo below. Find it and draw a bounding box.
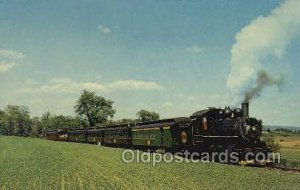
[189,102,269,162]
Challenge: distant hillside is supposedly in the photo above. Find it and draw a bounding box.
[264,125,300,131]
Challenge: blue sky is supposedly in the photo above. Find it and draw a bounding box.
[0,0,299,126]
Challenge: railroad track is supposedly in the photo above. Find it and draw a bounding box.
[267,163,300,173]
[239,160,300,173]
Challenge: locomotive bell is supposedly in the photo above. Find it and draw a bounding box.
[241,102,249,118]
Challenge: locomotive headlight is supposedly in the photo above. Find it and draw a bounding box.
[252,126,256,131]
[245,125,251,132]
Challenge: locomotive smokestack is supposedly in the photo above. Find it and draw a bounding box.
[242,102,249,118]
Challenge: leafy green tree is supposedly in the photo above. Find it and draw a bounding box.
[105,118,136,126]
[51,115,68,130]
[65,116,88,129]
[0,110,7,135]
[31,117,42,137]
[136,109,159,122]
[3,105,31,136]
[40,112,86,134]
[50,115,84,130]
[74,90,115,128]
[40,112,52,135]
[118,118,136,124]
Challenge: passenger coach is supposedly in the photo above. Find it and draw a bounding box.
[131,117,191,151]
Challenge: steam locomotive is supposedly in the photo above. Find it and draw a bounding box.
[47,102,271,163]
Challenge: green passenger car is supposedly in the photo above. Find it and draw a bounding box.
[102,124,131,146]
[86,129,104,145]
[131,117,191,150]
[67,129,87,143]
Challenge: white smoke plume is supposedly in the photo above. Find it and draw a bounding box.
[227,0,300,103]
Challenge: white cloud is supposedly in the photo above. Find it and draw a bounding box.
[20,78,104,93]
[186,45,205,53]
[19,78,161,94]
[107,80,161,91]
[227,0,300,103]
[97,25,111,34]
[0,49,25,73]
[162,101,173,108]
[0,61,16,73]
[0,49,25,59]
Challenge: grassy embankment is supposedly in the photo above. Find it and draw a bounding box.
[0,136,300,190]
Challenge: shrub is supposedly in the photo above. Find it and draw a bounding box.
[262,135,280,152]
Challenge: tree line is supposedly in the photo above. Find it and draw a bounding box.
[0,90,159,137]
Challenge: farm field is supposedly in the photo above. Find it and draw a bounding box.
[0,136,300,190]
[274,133,300,168]
[274,134,300,149]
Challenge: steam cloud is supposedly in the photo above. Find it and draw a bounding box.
[226,0,300,103]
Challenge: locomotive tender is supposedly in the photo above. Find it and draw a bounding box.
[46,102,270,161]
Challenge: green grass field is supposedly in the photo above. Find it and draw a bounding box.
[0,136,300,190]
